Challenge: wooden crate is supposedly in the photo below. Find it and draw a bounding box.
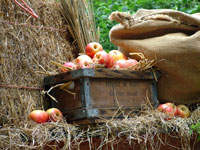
[43,68,159,123]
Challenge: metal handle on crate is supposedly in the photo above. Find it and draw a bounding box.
[14,0,39,18]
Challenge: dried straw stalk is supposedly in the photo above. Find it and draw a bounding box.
[60,0,98,53]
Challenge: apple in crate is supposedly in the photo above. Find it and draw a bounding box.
[126,59,138,69]
[28,110,49,124]
[46,108,63,122]
[85,42,103,58]
[157,102,177,119]
[113,59,138,70]
[113,59,127,70]
[176,104,191,118]
[60,62,77,72]
[93,50,114,68]
[108,50,128,63]
[76,55,93,68]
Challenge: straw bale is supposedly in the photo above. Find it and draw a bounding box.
[0,0,77,125]
[0,106,199,150]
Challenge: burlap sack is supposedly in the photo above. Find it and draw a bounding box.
[109,9,200,104]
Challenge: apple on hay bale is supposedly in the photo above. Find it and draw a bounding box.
[157,102,178,119]
[46,108,63,122]
[176,104,191,118]
[28,110,49,124]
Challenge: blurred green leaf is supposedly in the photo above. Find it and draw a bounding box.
[122,6,128,11]
[190,122,200,141]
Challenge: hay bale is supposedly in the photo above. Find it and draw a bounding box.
[0,0,76,125]
[0,107,200,150]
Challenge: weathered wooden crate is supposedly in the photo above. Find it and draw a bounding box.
[43,68,159,123]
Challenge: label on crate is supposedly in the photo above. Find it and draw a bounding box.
[90,79,153,108]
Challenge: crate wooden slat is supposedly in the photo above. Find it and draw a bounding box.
[43,68,155,85]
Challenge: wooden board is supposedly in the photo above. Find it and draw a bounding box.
[43,68,156,86]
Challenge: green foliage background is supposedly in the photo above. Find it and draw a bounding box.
[93,0,200,50]
[190,122,200,141]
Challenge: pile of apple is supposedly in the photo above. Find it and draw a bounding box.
[60,42,138,72]
[157,103,191,119]
[28,108,63,124]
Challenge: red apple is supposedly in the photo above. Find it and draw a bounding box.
[113,59,127,70]
[76,55,93,68]
[85,42,103,58]
[28,110,49,124]
[157,102,177,119]
[93,50,114,68]
[126,59,138,70]
[46,108,63,122]
[113,59,138,70]
[108,50,128,64]
[176,104,191,118]
[60,62,77,72]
